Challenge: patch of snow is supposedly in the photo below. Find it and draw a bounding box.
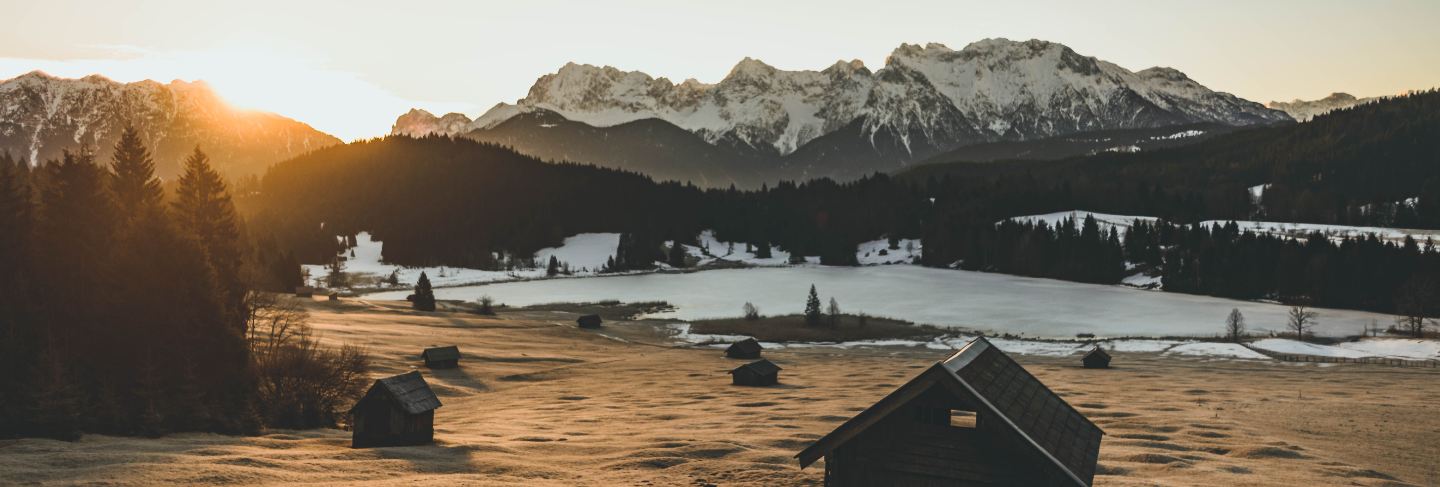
[1151,129,1205,140]
[1006,211,1157,238]
[1122,272,1162,290]
[1100,339,1187,353]
[856,238,922,265]
[534,233,620,273]
[1104,145,1141,153]
[1164,342,1271,360]
[1199,220,1440,245]
[1333,339,1440,360]
[1248,339,1371,358]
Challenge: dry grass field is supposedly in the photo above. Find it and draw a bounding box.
[2,297,1437,486]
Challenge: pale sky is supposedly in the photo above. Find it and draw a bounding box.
[2,0,1437,141]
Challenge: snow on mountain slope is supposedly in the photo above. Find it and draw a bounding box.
[0,71,341,177]
[1267,93,1379,122]
[394,38,1290,158]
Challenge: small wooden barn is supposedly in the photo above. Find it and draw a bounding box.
[349,371,442,448]
[577,314,603,329]
[328,292,340,301]
[730,359,780,386]
[726,338,763,359]
[796,337,1103,486]
[421,346,461,369]
[1082,347,1111,369]
[294,286,314,298]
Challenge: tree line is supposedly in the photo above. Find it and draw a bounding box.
[0,129,365,440]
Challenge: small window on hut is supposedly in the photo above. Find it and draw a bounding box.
[950,410,977,428]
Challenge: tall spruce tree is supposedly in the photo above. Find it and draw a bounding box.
[413,271,436,311]
[173,147,245,330]
[804,284,822,326]
[109,127,163,218]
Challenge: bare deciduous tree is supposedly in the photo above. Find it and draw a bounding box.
[1225,308,1246,342]
[1287,305,1317,342]
[1394,277,1438,338]
[827,297,841,328]
[742,302,760,321]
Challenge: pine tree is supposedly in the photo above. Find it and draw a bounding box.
[667,241,688,268]
[109,126,163,218]
[547,255,560,276]
[173,147,245,330]
[413,271,436,311]
[804,284,822,326]
[754,240,772,259]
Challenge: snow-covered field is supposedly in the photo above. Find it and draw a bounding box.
[307,230,920,290]
[1251,338,1440,360]
[366,265,1398,339]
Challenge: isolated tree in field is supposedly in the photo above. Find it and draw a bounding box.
[1393,276,1438,338]
[477,295,495,315]
[1287,304,1317,341]
[412,271,436,311]
[386,268,401,286]
[743,302,760,320]
[326,255,347,288]
[827,297,841,328]
[1225,308,1246,342]
[804,284,822,326]
[546,255,560,276]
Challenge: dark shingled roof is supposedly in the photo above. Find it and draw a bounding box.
[354,371,442,415]
[1084,347,1110,361]
[730,359,780,376]
[727,338,762,354]
[796,337,1104,486]
[422,345,461,362]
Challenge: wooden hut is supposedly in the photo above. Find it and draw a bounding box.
[577,314,603,329]
[421,346,461,369]
[730,359,780,386]
[726,338,763,359]
[328,292,340,301]
[1082,347,1111,369]
[294,286,314,298]
[349,371,442,448]
[796,337,1103,486]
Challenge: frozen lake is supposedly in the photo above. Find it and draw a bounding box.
[367,265,1396,338]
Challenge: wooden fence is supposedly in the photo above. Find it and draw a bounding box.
[1272,354,1440,368]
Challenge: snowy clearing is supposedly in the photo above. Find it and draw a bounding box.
[1164,342,1271,360]
[1253,338,1440,360]
[369,265,1399,338]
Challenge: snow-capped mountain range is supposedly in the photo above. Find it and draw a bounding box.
[1267,92,1379,122]
[0,71,340,177]
[394,39,1290,184]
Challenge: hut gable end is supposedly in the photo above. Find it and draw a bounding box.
[796,337,1104,486]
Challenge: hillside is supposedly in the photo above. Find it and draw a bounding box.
[0,71,341,177]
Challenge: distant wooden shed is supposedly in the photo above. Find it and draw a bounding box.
[796,337,1104,486]
[726,338,763,359]
[295,286,314,298]
[328,292,340,301]
[349,371,442,448]
[577,314,603,329]
[1082,347,1111,369]
[421,346,461,369]
[730,359,780,386]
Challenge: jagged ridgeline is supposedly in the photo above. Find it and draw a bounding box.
[0,72,340,178]
[393,39,1291,187]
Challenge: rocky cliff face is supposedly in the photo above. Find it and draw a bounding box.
[0,71,341,177]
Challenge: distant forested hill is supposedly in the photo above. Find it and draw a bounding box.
[901,89,1440,228]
